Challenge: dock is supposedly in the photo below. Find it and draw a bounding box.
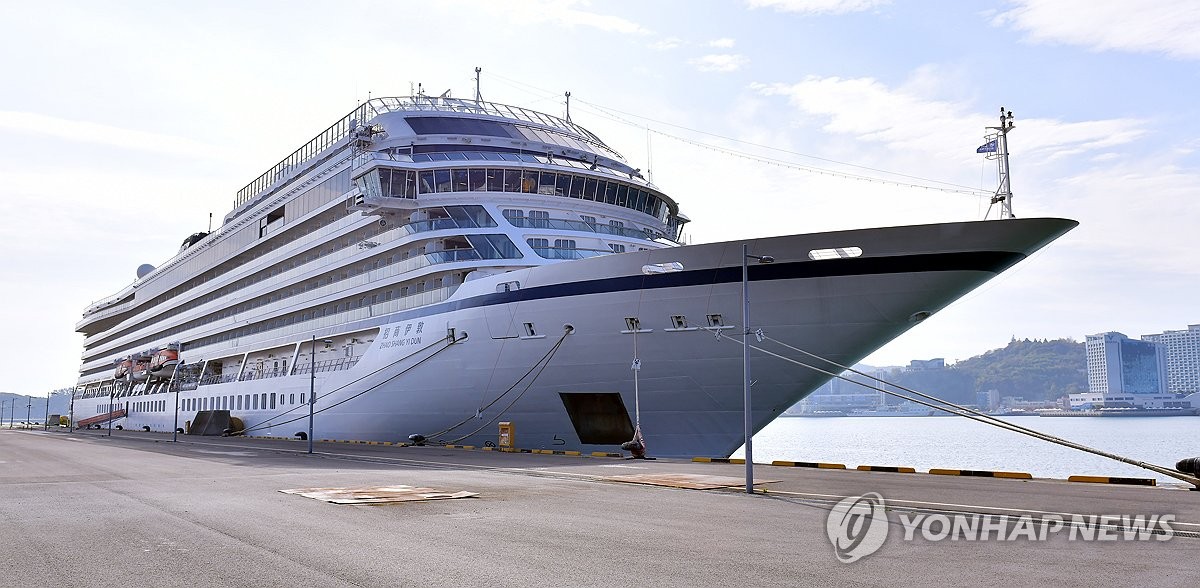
[3,428,1196,587]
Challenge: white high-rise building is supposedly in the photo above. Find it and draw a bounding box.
[1142,324,1200,394]
[1074,332,1171,408]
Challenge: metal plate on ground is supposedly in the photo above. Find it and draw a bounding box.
[279,485,478,504]
[601,473,778,490]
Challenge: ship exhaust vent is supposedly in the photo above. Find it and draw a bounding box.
[558,392,635,445]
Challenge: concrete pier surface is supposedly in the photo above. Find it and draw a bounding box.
[3,428,1196,587]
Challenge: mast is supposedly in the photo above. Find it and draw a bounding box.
[474,67,483,103]
[985,107,1016,219]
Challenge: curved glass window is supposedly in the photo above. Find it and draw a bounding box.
[405,165,669,222]
[435,170,452,193]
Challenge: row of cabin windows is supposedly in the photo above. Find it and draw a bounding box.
[115,171,351,333]
[182,392,303,413]
[133,400,166,413]
[526,238,577,250]
[359,167,667,220]
[503,209,624,230]
[178,271,462,353]
[86,211,385,352]
[83,228,510,369]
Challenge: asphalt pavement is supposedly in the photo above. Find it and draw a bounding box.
[2,428,1196,587]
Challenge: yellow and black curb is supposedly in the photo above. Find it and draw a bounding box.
[229,439,1160,486]
[771,460,847,469]
[1067,475,1156,486]
[433,444,618,458]
[856,465,917,473]
[692,457,746,464]
[319,439,396,446]
[929,468,1032,479]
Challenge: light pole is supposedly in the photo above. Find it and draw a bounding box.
[26,396,32,429]
[742,243,773,494]
[171,360,184,442]
[308,337,333,455]
[44,391,50,430]
[108,382,115,437]
[309,335,316,454]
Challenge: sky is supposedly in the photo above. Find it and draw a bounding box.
[1,0,1197,395]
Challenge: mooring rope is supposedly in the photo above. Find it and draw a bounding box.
[233,333,461,436]
[422,326,572,444]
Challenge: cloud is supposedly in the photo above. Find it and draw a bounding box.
[752,75,1145,162]
[708,37,736,48]
[689,54,749,73]
[486,0,651,35]
[651,36,684,50]
[995,0,1200,59]
[0,111,225,159]
[745,0,890,15]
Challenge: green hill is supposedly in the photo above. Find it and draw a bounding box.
[866,338,1087,406]
[953,338,1087,401]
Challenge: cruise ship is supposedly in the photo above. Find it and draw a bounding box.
[70,94,1076,457]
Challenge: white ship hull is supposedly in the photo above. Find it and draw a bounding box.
[72,217,1075,456]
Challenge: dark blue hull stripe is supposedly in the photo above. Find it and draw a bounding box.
[377,250,1026,325]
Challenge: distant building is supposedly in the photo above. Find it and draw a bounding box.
[789,369,886,414]
[976,389,1000,411]
[1073,332,1169,408]
[907,358,945,371]
[1141,324,1200,395]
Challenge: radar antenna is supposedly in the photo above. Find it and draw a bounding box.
[983,107,1017,219]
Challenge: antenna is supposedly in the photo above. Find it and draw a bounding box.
[646,128,654,184]
[475,67,483,103]
[984,107,1017,219]
[208,212,212,232]
[565,91,571,122]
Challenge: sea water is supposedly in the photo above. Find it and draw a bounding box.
[738,415,1199,486]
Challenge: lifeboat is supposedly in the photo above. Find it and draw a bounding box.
[130,354,152,382]
[148,346,180,379]
[113,357,132,380]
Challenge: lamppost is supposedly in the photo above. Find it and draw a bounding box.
[25,396,32,429]
[308,336,334,455]
[44,390,50,430]
[309,335,316,454]
[742,243,773,494]
[171,360,185,442]
[108,381,116,437]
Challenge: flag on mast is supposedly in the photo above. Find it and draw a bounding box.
[976,139,997,153]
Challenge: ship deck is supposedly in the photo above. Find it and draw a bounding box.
[3,427,1196,587]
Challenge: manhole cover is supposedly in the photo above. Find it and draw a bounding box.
[280,485,477,504]
[602,473,777,490]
